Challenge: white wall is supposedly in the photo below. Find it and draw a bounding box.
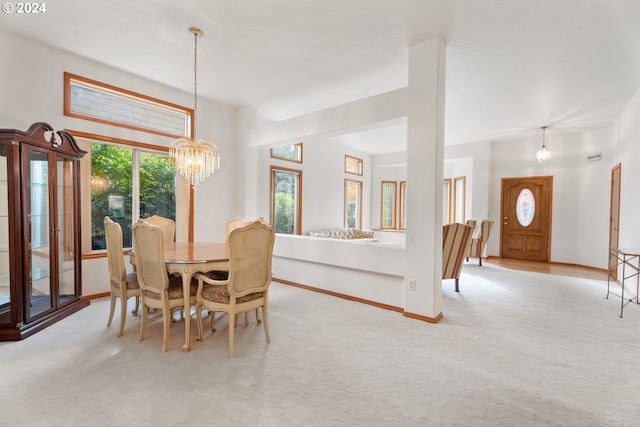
[273,235,406,307]
[303,139,372,233]
[616,87,640,249]
[575,125,618,268]
[254,135,374,234]
[370,151,406,230]
[489,133,580,263]
[488,130,618,268]
[446,141,491,221]
[244,38,447,319]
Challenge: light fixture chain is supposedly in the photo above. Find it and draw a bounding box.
[193,30,199,142]
[169,26,219,187]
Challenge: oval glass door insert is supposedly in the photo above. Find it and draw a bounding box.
[516,189,535,226]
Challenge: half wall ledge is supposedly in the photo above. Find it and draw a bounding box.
[272,234,406,309]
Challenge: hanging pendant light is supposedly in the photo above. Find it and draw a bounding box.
[536,125,550,163]
[169,27,220,187]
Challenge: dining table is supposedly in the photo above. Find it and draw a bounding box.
[129,242,229,351]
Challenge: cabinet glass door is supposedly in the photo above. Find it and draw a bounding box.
[57,156,76,304]
[25,148,52,319]
[0,145,10,323]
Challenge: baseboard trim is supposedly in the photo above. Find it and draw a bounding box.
[403,310,443,323]
[272,277,443,323]
[272,277,403,313]
[83,292,110,300]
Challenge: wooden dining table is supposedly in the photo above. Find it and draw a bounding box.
[129,242,229,351]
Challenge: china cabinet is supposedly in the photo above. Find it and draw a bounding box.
[0,122,89,340]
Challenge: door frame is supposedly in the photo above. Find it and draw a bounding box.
[499,176,553,262]
[609,163,621,279]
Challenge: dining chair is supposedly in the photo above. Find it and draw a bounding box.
[132,220,197,352]
[104,216,140,337]
[207,216,261,327]
[142,214,185,320]
[142,215,175,243]
[195,220,275,358]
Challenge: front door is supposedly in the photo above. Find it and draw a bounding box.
[609,164,621,278]
[501,176,552,262]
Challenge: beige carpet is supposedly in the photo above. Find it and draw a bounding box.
[1,262,639,426]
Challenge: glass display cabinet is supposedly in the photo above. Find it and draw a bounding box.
[0,122,89,340]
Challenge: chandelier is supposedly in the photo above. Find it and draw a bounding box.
[169,27,220,186]
[536,125,550,163]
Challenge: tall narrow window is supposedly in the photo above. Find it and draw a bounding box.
[271,143,303,163]
[381,181,397,229]
[271,166,302,235]
[139,151,176,221]
[399,181,407,230]
[454,176,466,223]
[344,179,362,228]
[443,179,452,224]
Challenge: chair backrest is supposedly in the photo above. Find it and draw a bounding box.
[143,215,175,244]
[442,223,473,280]
[474,220,494,243]
[132,220,170,293]
[104,216,126,285]
[227,221,275,296]
[225,217,247,243]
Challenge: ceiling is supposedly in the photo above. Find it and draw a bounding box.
[3,0,640,153]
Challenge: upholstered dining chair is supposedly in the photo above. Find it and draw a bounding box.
[105,216,140,337]
[207,216,261,327]
[206,217,246,282]
[442,222,474,292]
[142,215,175,243]
[132,220,197,352]
[466,220,494,266]
[195,220,275,358]
[142,214,184,319]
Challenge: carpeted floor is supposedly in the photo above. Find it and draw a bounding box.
[1,262,639,426]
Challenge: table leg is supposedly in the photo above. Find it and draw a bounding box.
[181,269,194,352]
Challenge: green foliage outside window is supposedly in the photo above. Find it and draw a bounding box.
[274,192,295,234]
[346,201,356,228]
[91,143,175,250]
[273,169,298,234]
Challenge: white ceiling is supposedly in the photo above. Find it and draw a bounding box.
[3,0,640,153]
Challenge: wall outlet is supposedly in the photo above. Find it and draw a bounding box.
[408,279,416,291]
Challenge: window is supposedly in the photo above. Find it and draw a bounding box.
[270,166,302,235]
[271,143,303,163]
[399,181,407,230]
[345,155,363,175]
[64,72,192,138]
[454,176,466,223]
[344,179,362,228]
[65,74,186,251]
[443,179,452,224]
[87,140,176,250]
[516,189,535,226]
[381,181,397,229]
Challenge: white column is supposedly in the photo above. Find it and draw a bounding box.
[404,38,446,320]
